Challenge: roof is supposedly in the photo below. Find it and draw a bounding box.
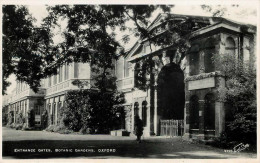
[124,13,256,61]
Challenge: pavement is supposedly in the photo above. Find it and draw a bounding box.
[1,127,257,159]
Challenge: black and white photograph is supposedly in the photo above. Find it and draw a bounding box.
[1,0,258,161]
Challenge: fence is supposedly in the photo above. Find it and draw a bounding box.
[160,119,184,137]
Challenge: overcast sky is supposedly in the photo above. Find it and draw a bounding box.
[5,3,258,95]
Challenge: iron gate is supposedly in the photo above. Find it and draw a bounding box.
[160,119,184,137]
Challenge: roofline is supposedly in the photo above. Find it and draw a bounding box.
[124,13,256,58]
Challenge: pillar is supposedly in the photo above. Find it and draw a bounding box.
[55,97,59,125]
[13,103,16,123]
[154,87,159,135]
[23,100,26,116]
[215,101,225,137]
[131,101,135,133]
[148,88,155,136]
[183,101,190,140]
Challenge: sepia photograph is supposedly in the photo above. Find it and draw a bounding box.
[1,0,258,161]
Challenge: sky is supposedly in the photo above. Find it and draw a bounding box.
[4,3,258,95]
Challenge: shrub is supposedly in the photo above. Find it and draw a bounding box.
[21,123,31,131]
[10,123,16,129]
[212,54,256,149]
[61,89,124,134]
[45,125,55,132]
[7,111,14,126]
[16,113,25,124]
[79,126,94,134]
[53,125,67,132]
[15,123,23,130]
[2,111,8,126]
[58,128,73,134]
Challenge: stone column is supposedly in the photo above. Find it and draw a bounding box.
[14,103,16,123]
[154,86,159,135]
[131,100,135,134]
[198,100,205,140]
[183,101,190,140]
[55,97,59,125]
[148,88,154,136]
[23,100,26,116]
[215,101,225,137]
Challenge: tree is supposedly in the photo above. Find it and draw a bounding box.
[213,53,256,146]
[2,5,53,94]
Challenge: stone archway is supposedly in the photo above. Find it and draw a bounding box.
[157,62,185,120]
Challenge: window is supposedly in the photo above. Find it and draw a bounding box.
[53,74,57,85]
[74,62,79,78]
[225,37,236,56]
[59,67,63,83]
[48,77,52,87]
[64,63,69,80]
[124,59,130,78]
[189,44,200,75]
[204,39,215,73]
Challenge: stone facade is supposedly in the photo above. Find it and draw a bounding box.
[2,14,256,140]
[3,62,91,128]
[115,14,256,139]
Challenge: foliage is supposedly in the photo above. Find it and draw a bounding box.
[16,113,25,124]
[60,89,125,134]
[2,5,53,94]
[213,54,256,146]
[2,109,9,126]
[2,5,214,94]
[7,111,14,126]
[45,125,55,132]
[15,123,24,130]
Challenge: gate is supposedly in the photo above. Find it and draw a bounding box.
[160,119,184,137]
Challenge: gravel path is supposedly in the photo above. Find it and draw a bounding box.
[2,127,257,159]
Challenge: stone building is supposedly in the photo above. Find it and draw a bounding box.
[3,62,91,128]
[4,81,46,127]
[115,14,256,140]
[2,13,256,140]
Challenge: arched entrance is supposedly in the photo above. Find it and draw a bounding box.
[157,62,185,120]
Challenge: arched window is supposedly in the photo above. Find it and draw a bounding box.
[190,95,199,129]
[225,37,236,56]
[142,101,147,127]
[204,39,215,73]
[204,93,215,130]
[134,102,139,116]
[189,44,200,75]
